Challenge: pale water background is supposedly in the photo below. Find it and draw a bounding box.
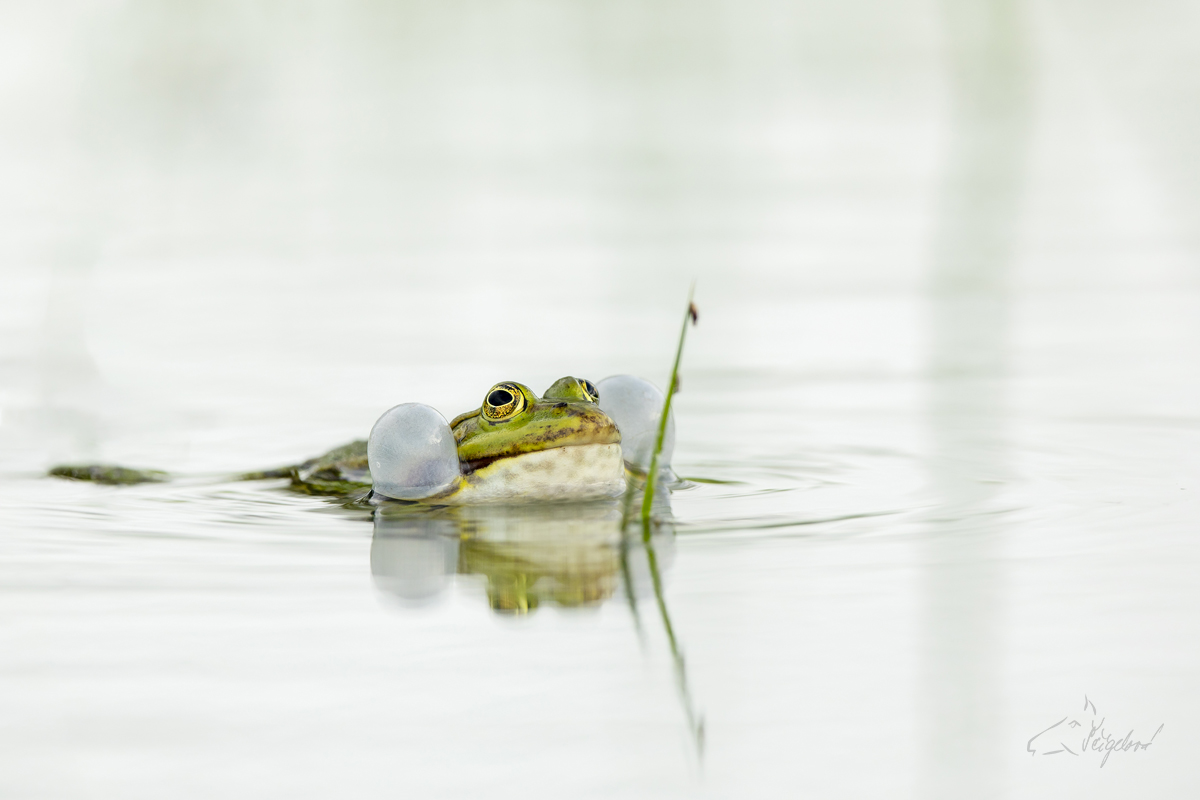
[2,1,1200,797]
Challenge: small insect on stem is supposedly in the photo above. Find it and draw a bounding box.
[640,285,698,527]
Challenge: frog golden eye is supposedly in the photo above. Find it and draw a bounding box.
[582,379,599,403]
[482,383,525,421]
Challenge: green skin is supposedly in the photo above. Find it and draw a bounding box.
[51,376,616,500]
[48,464,168,486]
[447,378,612,471]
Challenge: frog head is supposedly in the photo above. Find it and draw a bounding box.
[450,380,619,472]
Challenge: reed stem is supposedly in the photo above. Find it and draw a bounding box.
[640,285,697,524]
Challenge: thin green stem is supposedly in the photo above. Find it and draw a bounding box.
[640,285,696,523]
[643,517,705,754]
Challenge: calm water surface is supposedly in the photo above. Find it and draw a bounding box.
[2,2,1200,798]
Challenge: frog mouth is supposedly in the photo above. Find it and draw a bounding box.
[460,442,602,476]
[460,454,506,475]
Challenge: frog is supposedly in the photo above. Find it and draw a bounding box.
[389,376,624,504]
[49,374,673,505]
[246,375,624,503]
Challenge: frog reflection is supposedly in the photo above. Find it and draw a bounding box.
[369,501,674,615]
[369,496,702,751]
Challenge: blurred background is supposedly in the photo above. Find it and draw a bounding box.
[2,1,1199,798]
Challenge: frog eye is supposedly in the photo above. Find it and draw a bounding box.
[581,379,599,403]
[482,382,526,421]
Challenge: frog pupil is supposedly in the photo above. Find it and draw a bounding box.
[583,380,597,400]
[488,389,513,406]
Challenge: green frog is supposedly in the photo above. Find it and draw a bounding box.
[250,376,624,503]
[50,374,671,505]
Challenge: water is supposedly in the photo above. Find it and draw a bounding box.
[3,1,1200,797]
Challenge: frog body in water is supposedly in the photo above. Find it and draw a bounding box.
[51,374,672,505]
[265,376,624,503]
